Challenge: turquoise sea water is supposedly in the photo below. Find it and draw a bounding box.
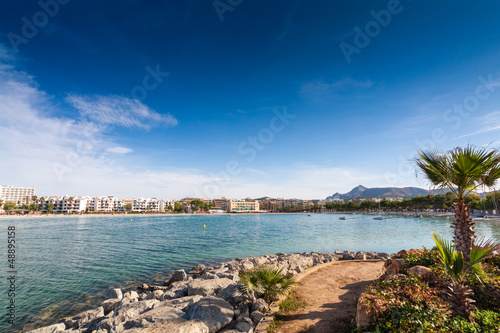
[1,213,500,332]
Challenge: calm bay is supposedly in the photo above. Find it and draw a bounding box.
[1,213,500,332]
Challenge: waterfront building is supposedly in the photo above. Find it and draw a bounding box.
[113,198,125,212]
[159,199,174,212]
[100,197,117,212]
[0,185,35,205]
[148,198,160,212]
[201,198,212,205]
[123,199,133,211]
[229,199,260,212]
[258,198,313,211]
[213,197,230,210]
[132,198,149,212]
[179,197,198,205]
[40,196,90,213]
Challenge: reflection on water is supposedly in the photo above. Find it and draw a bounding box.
[0,214,499,332]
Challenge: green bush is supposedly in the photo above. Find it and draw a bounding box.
[356,249,500,332]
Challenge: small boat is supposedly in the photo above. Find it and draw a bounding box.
[307,214,311,216]
[414,214,423,218]
[339,216,347,220]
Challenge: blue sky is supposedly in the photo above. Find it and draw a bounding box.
[1,0,500,199]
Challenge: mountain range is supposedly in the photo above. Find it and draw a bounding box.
[326,185,431,200]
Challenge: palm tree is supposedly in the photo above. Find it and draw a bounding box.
[0,199,3,210]
[39,197,45,212]
[68,197,74,213]
[415,145,500,261]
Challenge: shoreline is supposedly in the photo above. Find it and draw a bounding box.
[3,211,500,223]
[28,250,392,333]
[0,212,304,219]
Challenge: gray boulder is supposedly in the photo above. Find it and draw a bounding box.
[220,314,253,333]
[156,295,203,310]
[111,288,123,300]
[250,311,264,326]
[342,251,355,260]
[200,272,219,280]
[122,291,139,303]
[189,264,207,278]
[216,284,249,307]
[62,306,104,329]
[251,299,268,313]
[376,252,391,259]
[217,272,240,282]
[125,306,185,328]
[151,290,164,300]
[169,269,188,284]
[27,323,66,333]
[122,319,209,333]
[251,256,268,267]
[113,299,159,321]
[184,296,235,333]
[102,298,122,315]
[234,304,249,318]
[187,278,234,297]
[355,252,367,260]
[161,280,191,300]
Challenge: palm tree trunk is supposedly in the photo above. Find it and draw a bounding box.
[453,200,475,262]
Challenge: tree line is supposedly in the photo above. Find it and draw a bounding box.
[325,192,499,212]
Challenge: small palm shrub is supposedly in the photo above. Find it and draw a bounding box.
[432,231,495,319]
[240,265,296,304]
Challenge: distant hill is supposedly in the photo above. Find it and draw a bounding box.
[326,185,431,200]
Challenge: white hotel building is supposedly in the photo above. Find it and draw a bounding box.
[0,185,35,205]
[36,196,174,213]
[132,198,174,212]
[40,196,91,213]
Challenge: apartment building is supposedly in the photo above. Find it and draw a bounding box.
[259,198,314,211]
[132,198,149,212]
[0,185,35,205]
[40,196,90,213]
[229,199,260,212]
[212,197,230,210]
[159,199,175,212]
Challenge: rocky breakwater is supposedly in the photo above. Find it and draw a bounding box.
[30,250,391,333]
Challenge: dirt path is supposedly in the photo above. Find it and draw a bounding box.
[276,260,385,333]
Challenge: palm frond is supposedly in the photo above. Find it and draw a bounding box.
[474,236,500,254]
[469,246,495,283]
[432,231,454,268]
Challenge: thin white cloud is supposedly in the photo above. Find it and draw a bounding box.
[246,168,269,176]
[66,94,178,130]
[454,110,500,139]
[0,44,200,199]
[300,77,374,96]
[107,146,133,154]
